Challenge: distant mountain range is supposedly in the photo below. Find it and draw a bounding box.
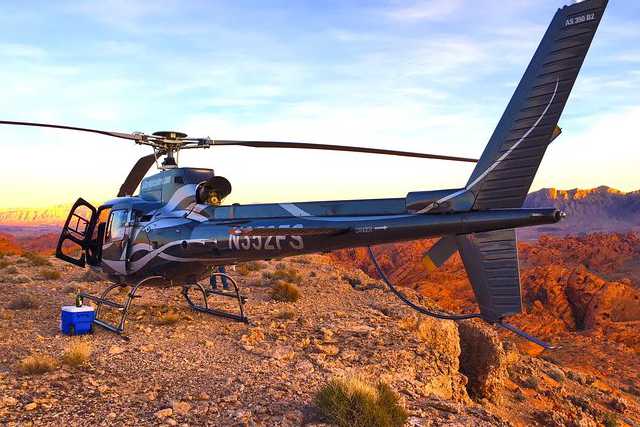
[0,186,638,238]
[521,186,640,238]
[0,204,69,226]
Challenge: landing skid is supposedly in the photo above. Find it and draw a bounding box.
[78,273,248,336]
[79,275,162,337]
[181,273,248,323]
[497,321,559,350]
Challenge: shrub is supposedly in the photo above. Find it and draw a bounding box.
[546,367,565,383]
[0,308,15,320]
[276,308,296,320]
[21,252,51,266]
[343,275,362,288]
[264,268,302,285]
[603,413,620,427]
[271,281,300,302]
[315,376,408,427]
[17,353,57,375]
[236,261,267,276]
[0,259,10,269]
[39,269,61,280]
[4,265,18,274]
[292,256,311,264]
[63,341,92,367]
[157,311,180,325]
[522,376,540,390]
[79,270,103,282]
[275,262,287,270]
[8,294,39,310]
[1,274,31,284]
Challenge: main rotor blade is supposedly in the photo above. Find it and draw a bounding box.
[0,120,140,141]
[118,154,159,197]
[213,140,478,163]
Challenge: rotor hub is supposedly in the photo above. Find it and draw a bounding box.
[152,131,188,139]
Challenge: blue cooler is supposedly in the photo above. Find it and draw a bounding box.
[61,305,95,335]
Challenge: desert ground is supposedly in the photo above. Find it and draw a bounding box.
[1,247,639,426]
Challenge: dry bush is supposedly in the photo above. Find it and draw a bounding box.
[21,252,51,266]
[0,308,15,320]
[79,270,103,282]
[603,413,620,427]
[315,376,408,427]
[1,274,31,284]
[236,261,267,276]
[276,308,296,320]
[545,367,565,383]
[271,280,300,302]
[291,256,311,264]
[522,376,540,390]
[343,275,362,288]
[4,265,18,274]
[263,268,303,285]
[157,310,180,325]
[275,262,287,270]
[0,259,10,269]
[63,341,92,367]
[17,353,57,375]
[39,269,61,280]
[9,294,39,310]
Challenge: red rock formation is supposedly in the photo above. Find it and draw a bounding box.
[0,233,22,255]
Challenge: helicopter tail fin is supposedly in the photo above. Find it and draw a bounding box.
[466,0,607,210]
[421,0,607,323]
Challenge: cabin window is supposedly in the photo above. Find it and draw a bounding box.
[105,210,129,243]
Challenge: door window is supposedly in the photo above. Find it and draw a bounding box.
[105,210,129,242]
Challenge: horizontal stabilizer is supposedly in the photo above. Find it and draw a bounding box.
[422,236,458,272]
[456,229,521,322]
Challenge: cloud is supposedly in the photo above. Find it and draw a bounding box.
[612,51,640,63]
[385,0,463,22]
[0,43,45,58]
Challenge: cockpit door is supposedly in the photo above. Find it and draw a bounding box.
[101,209,133,275]
[56,198,97,267]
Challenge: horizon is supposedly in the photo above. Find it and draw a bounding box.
[1,0,639,208]
[1,183,638,211]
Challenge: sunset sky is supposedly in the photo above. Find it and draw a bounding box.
[1,0,638,209]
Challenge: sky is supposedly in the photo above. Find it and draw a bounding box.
[1,0,639,208]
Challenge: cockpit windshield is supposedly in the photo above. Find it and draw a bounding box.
[105,210,129,242]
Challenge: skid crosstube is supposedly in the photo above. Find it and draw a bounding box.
[78,273,248,336]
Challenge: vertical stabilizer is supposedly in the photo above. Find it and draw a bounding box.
[467,0,608,209]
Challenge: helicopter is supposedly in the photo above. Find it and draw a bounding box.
[0,0,607,345]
